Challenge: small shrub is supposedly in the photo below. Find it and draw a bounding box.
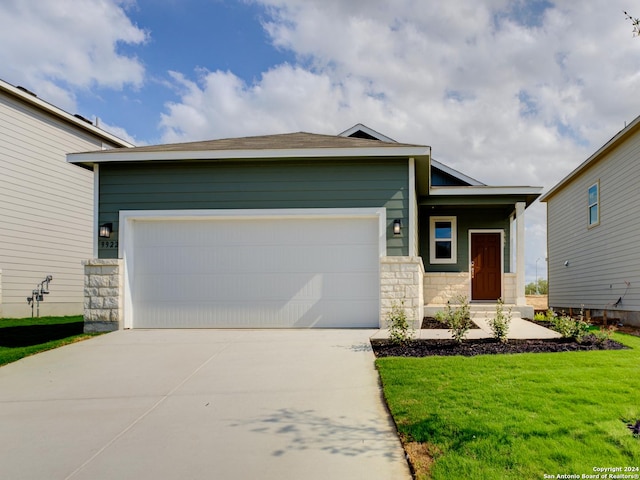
[439,295,472,343]
[591,325,617,344]
[552,315,590,342]
[534,309,555,322]
[488,298,512,343]
[386,300,415,345]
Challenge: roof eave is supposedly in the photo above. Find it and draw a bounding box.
[67,145,432,166]
[0,78,134,148]
[429,186,543,195]
[428,185,543,208]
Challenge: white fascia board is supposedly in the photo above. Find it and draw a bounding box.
[429,186,543,196]
[68,146,431,164]
[0,79,134,148]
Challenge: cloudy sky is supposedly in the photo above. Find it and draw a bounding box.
[1,0,639,283]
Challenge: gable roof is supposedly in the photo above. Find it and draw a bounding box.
[0,78,134,148]
[430,159,485,186]
[338,123,485,186]
[68,131,431,166]
[338,123,397,143]
[540,113,640,202]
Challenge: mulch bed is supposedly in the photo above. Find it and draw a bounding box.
[371,335,628,358]
[421,317,479,329]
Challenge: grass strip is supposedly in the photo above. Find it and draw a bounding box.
[376,332,640,479]
[0,316,100,367]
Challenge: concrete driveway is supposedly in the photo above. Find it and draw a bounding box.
[0,329,410,480]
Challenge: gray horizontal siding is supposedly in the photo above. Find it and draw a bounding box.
[98,159,409,258]
[420,207,511,272]
[0,93,120,315]
[547,131,640,311]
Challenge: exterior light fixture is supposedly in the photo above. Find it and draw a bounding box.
[393,219,402,235]
[99,223,112,238]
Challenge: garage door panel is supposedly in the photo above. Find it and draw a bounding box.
[135,272,379,303]
[135,244,379,275]
[129,215,381,328]
[134,299,378,329]
[134,218,378,247]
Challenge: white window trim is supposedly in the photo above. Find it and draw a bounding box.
[588,181,600,228]
[429,216,457,264]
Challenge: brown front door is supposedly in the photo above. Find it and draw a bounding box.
[471,232,502,300]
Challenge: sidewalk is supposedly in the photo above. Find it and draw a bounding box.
[371,317,561,340]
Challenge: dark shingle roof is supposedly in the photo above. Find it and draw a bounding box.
[88,131,426,154]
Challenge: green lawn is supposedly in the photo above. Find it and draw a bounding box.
[0,316,99,367]
[376,333,640,479]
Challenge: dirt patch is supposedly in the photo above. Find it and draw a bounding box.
[403,441,440,479]
[617,326,640,337]
[526,294,548,311]
[588,317,640,337]
[371,335,628,357]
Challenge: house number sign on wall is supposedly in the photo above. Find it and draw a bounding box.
[100,240,118,249]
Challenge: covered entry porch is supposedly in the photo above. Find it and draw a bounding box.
[420,186,541,319]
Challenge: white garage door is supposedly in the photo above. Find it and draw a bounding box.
[127,214,381,328]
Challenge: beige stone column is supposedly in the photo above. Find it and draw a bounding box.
[83,259,123,332]
[380,257,424,329]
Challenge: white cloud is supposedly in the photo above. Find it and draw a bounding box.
[97,118,144,146]
[161,0,640,191]
[0,0,147,111]
[158,0,640,281]
[3,0,638,284]
[159,66,399,142]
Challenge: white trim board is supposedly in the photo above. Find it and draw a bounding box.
[69,146,431,164]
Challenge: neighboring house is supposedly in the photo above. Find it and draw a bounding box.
[68,124,541,332]
[541,114,640,327]
[0,79,133,318]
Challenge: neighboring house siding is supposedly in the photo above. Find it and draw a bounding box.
[0,93,115,317]
[547,134,640,312]
[97,159,409,258]
[420,208,511,273]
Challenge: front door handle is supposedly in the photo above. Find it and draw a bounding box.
[471,261,475,279]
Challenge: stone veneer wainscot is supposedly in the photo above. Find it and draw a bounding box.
[83,259,123,333]
[424,272,517,305]
[380,257,424,330]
